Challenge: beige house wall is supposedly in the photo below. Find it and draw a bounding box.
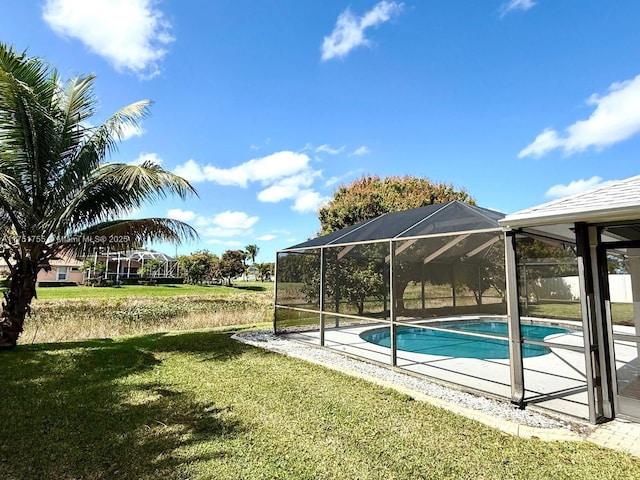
[37,266,84,284]
[0,254,85,284]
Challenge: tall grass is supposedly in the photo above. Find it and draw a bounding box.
[22,289,273,344]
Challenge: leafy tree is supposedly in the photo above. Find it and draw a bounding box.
[139,259,161,278]
[256,262,274,282]
[316,175,474,311]
[178,250,219,285]
[319,175,474,234]
[0,44,196,349]
[94,261,107,279]
[83,259,96,278]
[219,250,246,286]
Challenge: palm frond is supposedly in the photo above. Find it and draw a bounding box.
[60,218,198,256]
[50,162,197,234]
[47,98,153,209]
[0,42,60,219]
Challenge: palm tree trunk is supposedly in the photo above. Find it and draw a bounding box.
[0,261,38,349]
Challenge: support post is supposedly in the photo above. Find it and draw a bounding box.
[273,253,279,334]
[421,263,426,315]
[334,250,340,327]
[505,231,525,407]
[116,253,121,281]
[583,224,613,421]
[626,248,640,359]
[451,264,457,308]
[319,248,326,346]
[390,241,397,367]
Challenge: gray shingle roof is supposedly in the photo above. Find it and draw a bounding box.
[499,175,640,228]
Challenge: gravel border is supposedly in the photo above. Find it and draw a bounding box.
[232,330,593,434]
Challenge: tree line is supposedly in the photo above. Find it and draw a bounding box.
[178,245,274,286]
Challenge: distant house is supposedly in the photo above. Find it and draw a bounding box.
[0,249,179,285]
[37,255,85,284]
[0,253,84,284]
[85,249,178,280]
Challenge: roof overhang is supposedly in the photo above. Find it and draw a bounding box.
[499,204,640,231]
[499,174,640,233]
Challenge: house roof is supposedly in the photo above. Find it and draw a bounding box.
[499,175,640,229]
[281,201,504,251]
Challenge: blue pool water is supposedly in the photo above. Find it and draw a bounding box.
[360,320,571,360]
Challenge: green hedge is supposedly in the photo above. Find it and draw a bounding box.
[37,281,78,288]
[153,277,184,285]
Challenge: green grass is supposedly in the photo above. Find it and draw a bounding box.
[35,281,273,300]
[1,329,638,479]
[525,302,633,325]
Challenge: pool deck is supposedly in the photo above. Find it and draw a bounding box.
[287,322,591,419]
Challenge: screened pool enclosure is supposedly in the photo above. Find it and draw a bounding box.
[276,201,506,331]
[275,200,591,420]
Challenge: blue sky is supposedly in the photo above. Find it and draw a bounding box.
[2,0,640,263]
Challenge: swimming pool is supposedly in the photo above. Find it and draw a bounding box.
[360,319,572,360]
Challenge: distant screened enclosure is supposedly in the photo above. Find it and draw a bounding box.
[275,201,507,341]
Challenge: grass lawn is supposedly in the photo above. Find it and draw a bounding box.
[34,281,273,300]
[1,328,638,479]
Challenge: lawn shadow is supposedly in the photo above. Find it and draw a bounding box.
[0,330,255,479]
[232,284,267,292]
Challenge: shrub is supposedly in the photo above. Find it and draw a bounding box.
[36,281,78,288]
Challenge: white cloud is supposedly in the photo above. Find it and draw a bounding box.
[118,122,144,141]
[257,234,276,241]
[167,208,196,222]
[193,211,259,239]
[174,150,331,214]
[350,145,371,156]
[315,144,345,155]
[321,1,403,61]
[206,239,243,247]
[325,169,363,187]
[256,171,329,213]
[130,151,163,166]
[42,0,173,79]
[519,74,640,158]
[500,0,537,17]
[545,176,606,199]
[201,228,250,238]
[173,151,311,186]
[172,159,203,181]
[257,171,319,203]
[292,191,331,213]
[208,211,258,229]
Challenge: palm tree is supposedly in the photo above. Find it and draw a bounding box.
[0,44,197,349]
[245,244,259,265]
[244,244,259,281]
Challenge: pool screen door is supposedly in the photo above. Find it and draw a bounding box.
[601,243,640,421]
